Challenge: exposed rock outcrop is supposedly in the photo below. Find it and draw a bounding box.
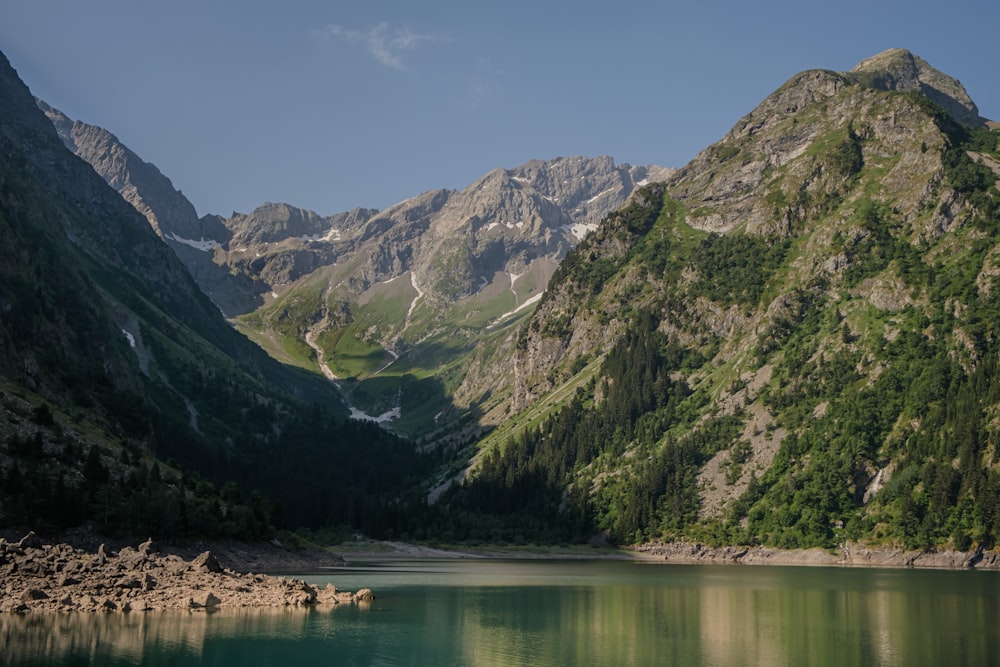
[634,541,1000,570]
[0,534,370,614]
[850,48,988,128]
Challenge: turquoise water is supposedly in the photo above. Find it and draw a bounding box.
[4,559,1000,665]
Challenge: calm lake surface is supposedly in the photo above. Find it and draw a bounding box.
[4,558,1000,666]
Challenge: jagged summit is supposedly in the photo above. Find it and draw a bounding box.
[667,48,991,234]
[849,48,987,127]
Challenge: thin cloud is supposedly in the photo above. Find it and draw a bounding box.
[466,58,501,108]
[320,22,435,70]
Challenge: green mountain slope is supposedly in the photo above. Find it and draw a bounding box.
[0,51,424,539]
[442,49,1000,550]
[226,158,669,439]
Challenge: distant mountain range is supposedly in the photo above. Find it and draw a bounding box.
[36,103,672,436]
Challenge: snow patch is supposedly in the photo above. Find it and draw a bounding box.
[487,292,544,329]
[349,386,403,423]
[507,271,524,300]
[406,273,424,325]
[585,187,616,204]
[373,350,399,376]
[121,329,136,348]
[349,406,401,423]
[561,222,598,241]
[167,233,221,252]
[299,228,341,243]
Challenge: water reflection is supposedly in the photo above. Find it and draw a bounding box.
[1,606,341,666]
[5,562,1000,666]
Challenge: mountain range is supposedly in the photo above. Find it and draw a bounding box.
[36,104,671,437]
[4,46,1000,553]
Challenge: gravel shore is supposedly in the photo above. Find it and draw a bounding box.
[0,533,371,614]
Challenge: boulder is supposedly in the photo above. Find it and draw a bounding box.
[138,538,159,556]
[190,551,224,573]
[190,591,221,609]
[17,532,43,550]
[354,588,374,601]
[20,588,48,602]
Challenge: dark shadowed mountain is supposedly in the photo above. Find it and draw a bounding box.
[1,51,424,539]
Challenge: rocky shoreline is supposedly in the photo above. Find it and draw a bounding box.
[0,533,372,614]
[633,540,1000,569]
[6,530,997,615]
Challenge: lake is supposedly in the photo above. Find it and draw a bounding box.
[3,558,999,666]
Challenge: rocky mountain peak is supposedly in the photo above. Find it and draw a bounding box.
[34,99,75,149]
[850,48,986,127]
[225,202,334,246]
[35,101,218,242]
[668,49,989,234]
[508,156,675,232]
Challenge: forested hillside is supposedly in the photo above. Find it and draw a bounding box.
[0,51,429,541]
[439,50,1000,551]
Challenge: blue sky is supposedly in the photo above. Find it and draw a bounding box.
[2,0,997,217]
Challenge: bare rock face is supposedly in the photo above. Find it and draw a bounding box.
[189,551,224,573]
[0,534,367,614]
[36,100,219,242]
[634,541,1000,570]
[850,48,987,128]
[36,101,673,319]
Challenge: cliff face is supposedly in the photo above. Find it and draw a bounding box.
[37,100,217,241]
[850,48,987,128]
[36,101,264,315]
